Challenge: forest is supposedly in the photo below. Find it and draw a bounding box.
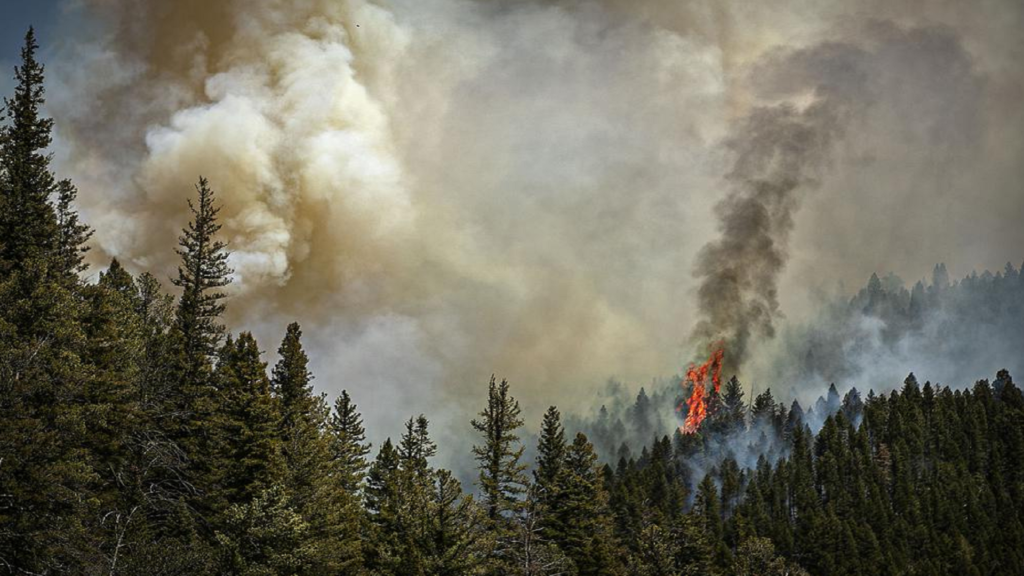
[3,28,1024,576]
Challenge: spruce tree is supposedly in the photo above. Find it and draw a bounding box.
[399,414,438,481]
[172,176,232,411]
[0,28,58,275]
[425,469,486,574]
[556,432,621,575]
[53,179,91,281]
[471,376,528,523]
[271,322,328,509]
[220,333,284,503]
[534,406,566,514]
[0,30,95,572]
[329,390,372,493]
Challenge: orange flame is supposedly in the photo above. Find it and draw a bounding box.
[679,345,725,434]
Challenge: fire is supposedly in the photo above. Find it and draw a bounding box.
[678,345,725,434]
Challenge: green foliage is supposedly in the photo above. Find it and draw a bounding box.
[209,332,285,519]
[172,176,232,405]
[472,376,528,525]
[0,28,58,275]
[216,484,318,576]
[3,27,1024,576]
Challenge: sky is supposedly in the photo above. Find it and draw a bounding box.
[1,0,61,88]
[2,0,1023,472]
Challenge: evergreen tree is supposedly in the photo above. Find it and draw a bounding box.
[271,323,328,510]
[329,390,372,493]
[0,28,58,275]
[0,29,96,572]
[52,179,91,281]
[472,376,528,523]
[720,375,747,432]
[534,406,566,526]
[425,469,487,575]
[554,433,622,575]
[209,333,284,521]
[171,176,232,413]
[215,484,317,576]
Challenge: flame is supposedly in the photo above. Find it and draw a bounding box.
[678,345,725,434]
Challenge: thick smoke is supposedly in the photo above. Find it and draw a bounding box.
[691,43,861,370]
[41,0,1024,469]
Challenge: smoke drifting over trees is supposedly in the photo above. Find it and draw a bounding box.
[40,0,1024,452]
[2,5,1024,573]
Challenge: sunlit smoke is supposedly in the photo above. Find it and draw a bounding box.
[43,1,1024,455]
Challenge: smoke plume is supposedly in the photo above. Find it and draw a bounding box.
[40,0,1024,462]
[691,47,857,370]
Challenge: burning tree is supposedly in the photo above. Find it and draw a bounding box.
[678,345,725,434]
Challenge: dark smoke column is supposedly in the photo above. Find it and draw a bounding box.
[692,42,870,372]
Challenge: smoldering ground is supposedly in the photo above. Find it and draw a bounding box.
[41,0,1024,472]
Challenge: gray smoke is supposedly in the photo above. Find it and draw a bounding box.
[692,21,990,375]
[38,0,1024,474]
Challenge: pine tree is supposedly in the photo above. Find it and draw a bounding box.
[693,474,728,567]
[268,323,361,573]
[424,469,486,574]
[555,433,622,575]
[271,323,328,510]
[82,260,149,570]
[53,179,91,281]
[329,390,372,493]
[0,28,58,275]
[215,484,317,575]
[0,30,96,572]
[472,376,528,524]
[209,332,284,521]
[399,414,438,481]
[750,388,776,429]
[721,376,747,432]
[135,271,176,410]
[534,406,566,528]
[364,436,424,574]
[171,176,232,413]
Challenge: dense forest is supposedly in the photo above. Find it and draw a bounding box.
[3,29,1024,576]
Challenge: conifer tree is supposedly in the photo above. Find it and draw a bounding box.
[554,432,621,575]
[53,179,91,281]
[215,485,317,575]
[271,323,328,508]
[425,469,487,574]
[399,414,438,481]
[0,30,95,572]
[209,332,284,520]
[329,390,372,493]
[172,176,232,410]
[472,376,528,523]
[0,28,58,275]
[534,405,567,527]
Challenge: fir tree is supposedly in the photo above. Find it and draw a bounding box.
[329,390,372,493]
[172,176,232,408]
[471,376,528,524]
[0,28,58,275]
[271,323,328,509]
[534,405,567,534]
[209,333,284,521]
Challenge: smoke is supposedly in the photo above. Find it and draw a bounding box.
[689,19,997,374]
[691,42,862,370]
[39,0,1024,466]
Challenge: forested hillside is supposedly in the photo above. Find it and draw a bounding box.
[2,29,1024,576]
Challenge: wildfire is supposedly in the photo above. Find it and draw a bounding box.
[678,345,725,434]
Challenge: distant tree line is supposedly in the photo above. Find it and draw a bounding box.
[3,28,1024,576]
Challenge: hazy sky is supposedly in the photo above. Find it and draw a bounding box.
[1,1,61,94]
[2,0,1023,470]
